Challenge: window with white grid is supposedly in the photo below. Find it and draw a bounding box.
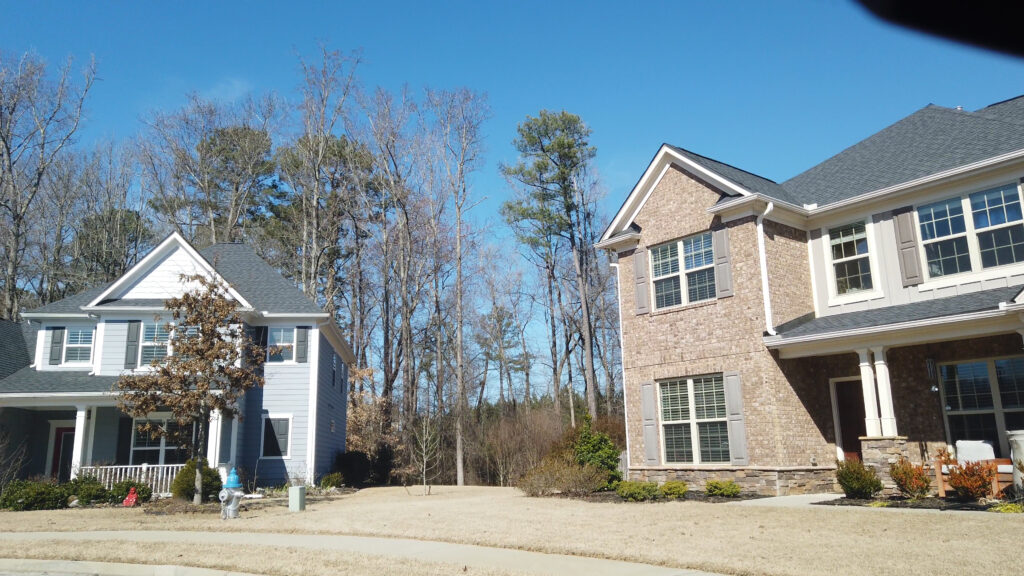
[659,374,730,464]
[650,232,716,310]
[63,327,94,363]
[828,222,873,295]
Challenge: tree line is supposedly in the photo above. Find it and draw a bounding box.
[0,48,622,486]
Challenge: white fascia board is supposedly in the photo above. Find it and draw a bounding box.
[594,231,640,251]
[601,145,755,243]
[318,318,356,365]
[21,313,92,319]
[261,312,331,319]
[810,148,1024,216]
[764,307,1011,350]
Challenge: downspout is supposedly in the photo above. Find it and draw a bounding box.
[756,202,777,336]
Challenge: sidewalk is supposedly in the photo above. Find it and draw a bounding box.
[0,531,720,576]
[728,493,843,508]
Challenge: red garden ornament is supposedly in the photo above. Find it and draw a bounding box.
[123,486,138,507]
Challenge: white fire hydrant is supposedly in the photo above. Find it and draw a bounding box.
[219,467,245,519]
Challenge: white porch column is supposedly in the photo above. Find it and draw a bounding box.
[857,349,882,437]
[206,409,222,466]
[871,346,898,437]
[229,415,239,466]
[69,406,88,480]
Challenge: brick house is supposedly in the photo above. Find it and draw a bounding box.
[598,96,1024,495]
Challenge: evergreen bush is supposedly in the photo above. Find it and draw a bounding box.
[334,451,371,486]
[615,480,662,501]
[889,457,931,499]
[659,480,689,499]
[64,475,108,505]
[0,479,67,511]
[705,479,741,497]
[170,459,222,502]
[319,471,345,489]
[835,459,882,499]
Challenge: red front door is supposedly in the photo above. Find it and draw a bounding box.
[835,381,867,461]
[52,427,75,482]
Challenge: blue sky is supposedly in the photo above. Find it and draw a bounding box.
[5,0,1024,229]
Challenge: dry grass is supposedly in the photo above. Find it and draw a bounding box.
[0,539,518,576]
[2,486,1022,576]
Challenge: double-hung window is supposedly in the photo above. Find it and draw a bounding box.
[940,357,1024,458]
[829,222,873,294]
[140,323,170,365]
[130,417,190,465]
[918,197,972,278]
[650,232,716,310]
[267,327,295,362]
[63,327,93,363]
[917,183,1024,280]
[659,374,730,464]
[970,183,1024,268]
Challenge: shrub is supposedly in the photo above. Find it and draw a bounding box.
[947,460,994,501]
[660,480,689,500]
[319,471,345,489]
[705,479,741,498]
[835,459,882,499]
[572,416,622,483]
[109,479,153,504]
[64,476,108,505]
[334,451,371,486]
[0,479,67,511]
[889,458,931,499]
[517,452,608,497]
[171,459,222,502]
[615,480,662,502]
[989,502,1023,513]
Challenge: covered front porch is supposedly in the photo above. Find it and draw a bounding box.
[0,397,239,495]
[767,288,1024,489]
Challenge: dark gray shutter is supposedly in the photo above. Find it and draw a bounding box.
[723,371,749,466]
[712,228,734,298]
[295,327,309,363]
[48,327,65,365]
[641,381,660,466]
[116,417,133,464]
[124,321,141,369]
[892,207,924,287]
[633,248,650,315]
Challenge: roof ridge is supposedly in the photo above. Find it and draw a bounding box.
[976,94,1024,111]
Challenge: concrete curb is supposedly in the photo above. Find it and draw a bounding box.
[0,558,263,576]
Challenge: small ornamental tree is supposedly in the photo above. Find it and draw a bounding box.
[115,273,266,504]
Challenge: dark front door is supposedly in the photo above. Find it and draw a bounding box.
[835,381,867,461]
[52,427,75,482]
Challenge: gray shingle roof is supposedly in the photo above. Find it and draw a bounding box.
[199,243,322,314]
[976,96,1024,126]
[93,298,167,308]
[29,284,111,314]
[0,366,118,394]
[0,320,32,380]
[780,105,1024,207]
[774,286,1022,340]
[667,145,800,205]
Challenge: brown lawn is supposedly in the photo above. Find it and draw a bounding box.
[1,486,1021,576]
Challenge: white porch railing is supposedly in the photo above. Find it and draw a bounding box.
[78,464,186,496]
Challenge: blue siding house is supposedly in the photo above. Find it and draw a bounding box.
[0,232,353,491]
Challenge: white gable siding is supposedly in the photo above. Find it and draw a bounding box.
[118,246,206,300]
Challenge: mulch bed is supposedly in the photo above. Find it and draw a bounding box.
[814,497,993,511]
[566,491,768,504]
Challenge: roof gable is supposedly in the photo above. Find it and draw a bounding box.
[85,232,252,310]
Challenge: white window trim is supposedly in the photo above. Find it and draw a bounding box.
[62,325,95,365]
[656,375,730,466]
[649,232,716,312]
[266,327,297,364]
[128,413,190,466]
[138,322,170,368]
[937,354,1024,458]
[259,413,293,460]
[822,219,884,306]
[915,181,1024,289]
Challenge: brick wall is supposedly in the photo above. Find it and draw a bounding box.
[619,165,821,473]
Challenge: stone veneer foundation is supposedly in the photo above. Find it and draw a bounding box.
[859,436,910,496]
[629,466,838,496]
